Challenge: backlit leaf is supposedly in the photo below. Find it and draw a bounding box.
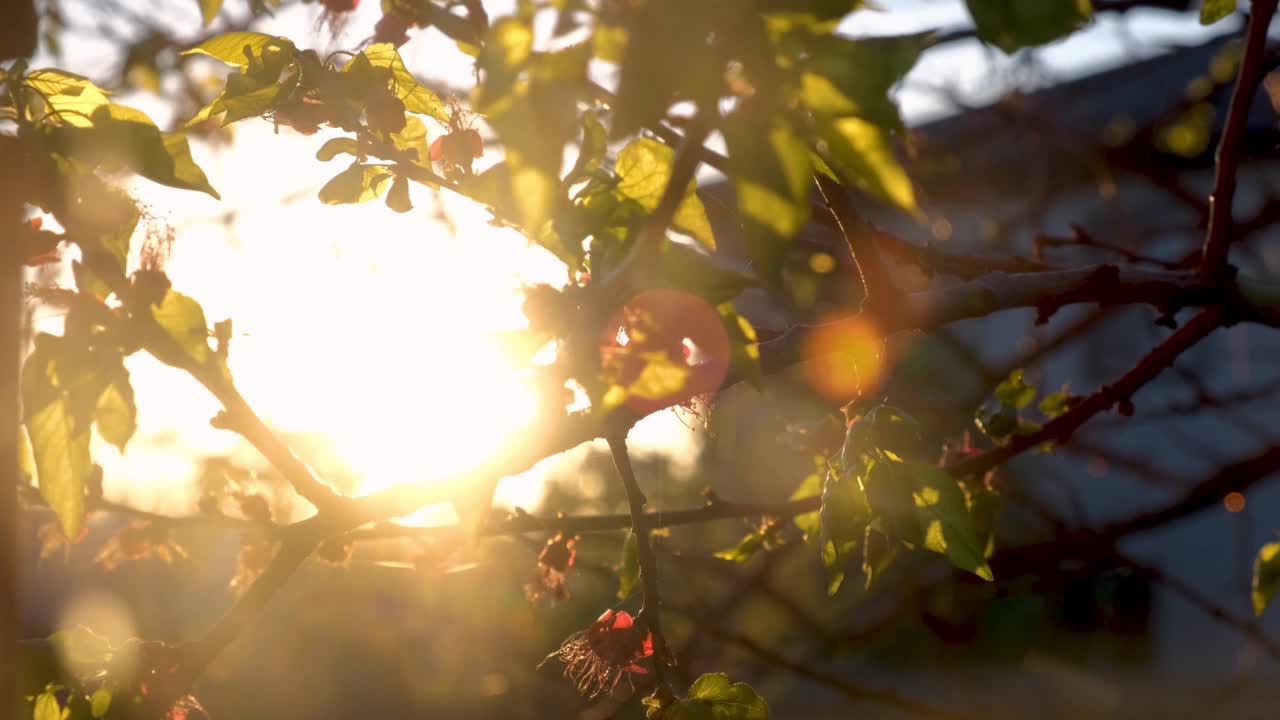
[1252,541,1280,616]
[386,175,413,213]
[815,115,916,213]
[318,162,393,204]
[910,462,993,581]
[23,69,110,127]
[351,43,449,122]
[197,0,223,26]
[1200,0,1235,24]
[654,673,769,719]
[615,137,715,249]
[723,108,812,284]
[182,31,285,66]
[618,531,640,600]
[799,33,930,130]
[148,290,213,369]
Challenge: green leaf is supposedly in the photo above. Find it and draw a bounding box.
[391,116,431,165]
[994,369,1036,409]
[964,0,1094,53]
[819,466,870,595]
[318,163,393,204]
[618,531,640,600]
[182,31,284,66]
[715,531,768,563]
[909,462,994,581]
[316,137,360,162]
[615,137,715,250]
[197,0,223,26]
[94,372,136,452]
[660,673,770,719]
[611,0,717,137]
[148,290,213,369]
[23,69,110,127]
[1038,386,1074,418]
[350,43,449,122]
[815,115,917,214]
[799,33,930,130]
[1252,541,1280,616]
[386,175,413,213]
[1200,0,1235,24]
[790,472,823,541]
[33,687,68,720]
[89,687,111,719]
[22,338,92,540]
[57,104,220,198]
[723,109,812,284]
[18,425,35,484]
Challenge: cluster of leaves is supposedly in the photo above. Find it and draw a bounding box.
[974,369,1080,443]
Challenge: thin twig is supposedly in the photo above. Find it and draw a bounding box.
[607,433,673,703]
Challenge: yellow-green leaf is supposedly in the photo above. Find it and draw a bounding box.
[1253,541,1280,616]
[1200,0,1235,24]
[27,397,89,540]
[316,137,360,162]
[618,531,640,600]
[615,137,716,249]
[816,115,917,214]
[90,686,113,719]
[197,0,223,26]
[318,163,393,204]
[351,43,449,122]
[656,673,770,719]
[182,31,285,66]
[148,290,213,368]
[95,376,136,452]
[24,69,110,127]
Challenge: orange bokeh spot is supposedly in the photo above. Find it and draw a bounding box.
[1224,492,1246,513]
[801,313,884,401]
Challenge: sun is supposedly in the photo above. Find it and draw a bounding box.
[93,123,567,520]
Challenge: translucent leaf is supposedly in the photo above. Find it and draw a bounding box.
[1253,541,1280,616]
[148,290,214,368]
[714,531,768,563]
[994,369,1036,409]
[790,472,823,541]
[654,673,770,719]
[33,688,67,720]
[723,110,812,284]
[23,69,110,127]
[182,31,285,67]
[23,339,92,540]
[910,463,994,581]
[592,23,628,63]
[352,43,449,122]
[816,115,917,214]
[964,0,1094,53]
[391,116,430,165]
[618,531,640,600]
[316,137,360,162]
[1200,0,1235,24]
[95,374,136,452]
[615,137,715,250]
[197,0,223,26]
[90,687,112,719]
[318,163,393,204]
[799,33,930,130]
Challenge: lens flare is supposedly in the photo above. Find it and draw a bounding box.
[802,313,884,401]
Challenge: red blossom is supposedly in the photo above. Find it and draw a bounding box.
[541,609,654,697]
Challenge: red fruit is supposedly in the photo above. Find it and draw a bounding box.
[321,0,359,12]
[373,12,411,46]
[429,129,484,167]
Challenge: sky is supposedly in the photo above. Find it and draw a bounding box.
[31,0,1235,524]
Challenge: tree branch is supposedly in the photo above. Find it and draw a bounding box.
[1200,0,1280,283]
